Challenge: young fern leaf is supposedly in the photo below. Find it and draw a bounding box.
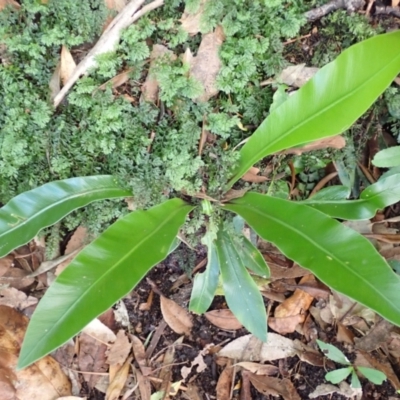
[18,198,193,369]
[227,30,400,188]
[0,176,131,258]
[223,193,400,328]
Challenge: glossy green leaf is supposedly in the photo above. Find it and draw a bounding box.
[18,198,193,369]
[0,176,131,258]
[216,229,267,341]
[224,192,400,327]
[307,186,350,201]
[317,340,351,365]
[233,235,270,278]
[357,367,386,384]
[372,147,400,168]
[227,31,400,188]
[325,368,353,384]
[189,230,220,314]
[303,173,400,220]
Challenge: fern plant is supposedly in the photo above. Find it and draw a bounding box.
[2,31,400,369]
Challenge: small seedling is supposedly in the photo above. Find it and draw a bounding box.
[317,340,386,389]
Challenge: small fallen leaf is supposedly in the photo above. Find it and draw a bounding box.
[106,330,131,367]
[82,318,117,343]
[60,46,77,86]
[181,345,210,380]
[160,295,193,336]
[216,360,233,400]
[205,309,243,330]
[96,68,133,92]
[188,25,225,102]
[248,374,301,400]
[236,362,279,376]
[282,135,346,155]
[179,0,209,35]
[278,64,319,88]
[0,287,38,310]
[105,356,132,400]
[130,334,152,376]
[49,62,61,101]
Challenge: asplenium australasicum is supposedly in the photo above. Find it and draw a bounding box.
[0,32,400,369]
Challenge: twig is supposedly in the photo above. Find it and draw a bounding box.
[53,0,164,108]
[304,0,364,21]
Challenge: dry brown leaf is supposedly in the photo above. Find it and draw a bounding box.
[56,226,87,275]
[236,362,279,376]
[0,287,37,310]
[204,309,243,330]
[278,64,319,88]
[142,44,176,103]
[105,356,132,400]
[0,0,20,11]
[0,267,34,290]
[96,68,133,92]
[354,318,393,351]
[135,367,151,400]
[179,0,209,35]
[104,0,127,11]
[60,45,77,86]
[130,334,152,376]
[78,332,108,388]
[106,330,131,367]
[188,25,225,102]
[0,305,71,399]
[216,360,233,400]
[282,135,346,155]
[82,318,116,343]
[160,296,193,336]
[241,170,268,183]
[269,275,315,334]
[0,255,13,277]
[248,374,301,400]
[268,262,308,280]
[219,333,296,362]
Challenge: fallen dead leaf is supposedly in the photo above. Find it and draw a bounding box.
[354,318,393,351]
[96,68,134,92]
[309,382,362,399]
[158,336,183,394]
[248,373,301,400]
[82,318,117,343]
[187,25,225,102]
[135,366,151,400]
[269,275,315,334]
[205,309,243,330]
[0,255,13,277]
[241,170,268,183]
[49,61,61,101]
[106,330,131,367]
[0,305,71,399]
[160,295,193,336]
[179,0,209,35]
[78,332,108,388]
[60,46,77,86]
[0,287,37,310]
[218,333,297,362]
[105,356,132,400]
[236,362,279,376]
[216,359,233,400]
[130,334,152,376]
[278,64,319,88]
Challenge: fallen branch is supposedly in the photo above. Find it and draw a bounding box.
[375,5,400,17]
[53,0,164,108]
[304,0,364,21]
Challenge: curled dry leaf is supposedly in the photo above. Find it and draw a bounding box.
[248,374,301,400]
[216,360,233,400]
[60,45,77,86]
[205,309,243,330]
[188,25,225,102]
[160,295,193,336]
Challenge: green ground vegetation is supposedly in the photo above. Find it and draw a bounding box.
[1,0,399,240]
